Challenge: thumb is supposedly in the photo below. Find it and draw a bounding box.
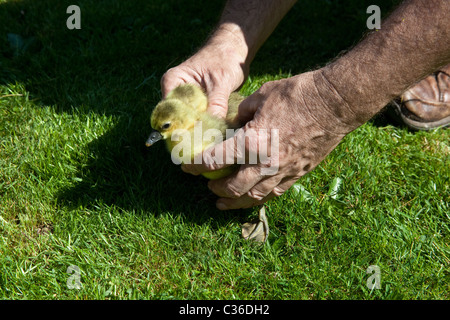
[235,95,260,125]
[206,88,231,119]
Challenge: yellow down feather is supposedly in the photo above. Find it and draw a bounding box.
[147,84,244,180]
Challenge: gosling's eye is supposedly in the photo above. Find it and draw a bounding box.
[161,122,171,130]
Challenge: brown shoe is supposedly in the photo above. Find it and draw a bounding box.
[390,64,450,130]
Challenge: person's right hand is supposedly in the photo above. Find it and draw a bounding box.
[161,35,249,119]
[181,70,357,210]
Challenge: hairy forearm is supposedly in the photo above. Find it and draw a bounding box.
[207,0,297,66]
[319,0,450,129]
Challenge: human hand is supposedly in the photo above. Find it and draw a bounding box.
[161,36,248,119]
[182,70,358,210]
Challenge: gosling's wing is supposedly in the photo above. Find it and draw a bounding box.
[166,84,208,112]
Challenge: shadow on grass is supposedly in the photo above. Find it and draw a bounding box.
[0,0,399,223]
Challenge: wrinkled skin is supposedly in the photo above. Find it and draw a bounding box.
[161,38,248,119]
[159,0,450,210]
[160,29,352,210]
[163,59,353,210]
[180,71,349,210]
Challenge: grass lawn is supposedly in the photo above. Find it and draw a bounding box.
[0,0,449,300]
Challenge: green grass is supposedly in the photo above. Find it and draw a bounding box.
[1,0,449,299]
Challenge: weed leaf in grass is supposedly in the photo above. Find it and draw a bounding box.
[291,182,315,203]
[328,177,343,200]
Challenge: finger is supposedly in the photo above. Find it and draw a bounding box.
[215,176,298,210]
[160,68,188,98]
[208,164,264,198]
[181,163,201,176]
[182,128,246,175]
[246,174,284,200]
[235,91,261,124]
[272,177,299,196]
[161,79,186,99]
[206,88,230,119]
[208,165,282,200]
[216,192,277,210]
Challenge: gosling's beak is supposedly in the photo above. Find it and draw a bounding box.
[145,130,163,147]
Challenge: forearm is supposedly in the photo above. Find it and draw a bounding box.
[207,0,297,66]
[319,0,450,130]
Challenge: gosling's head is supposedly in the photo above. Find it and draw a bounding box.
[146,98,197,147]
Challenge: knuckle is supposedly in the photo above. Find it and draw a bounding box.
[247,189,266,201]
[272,186,286,197]
[202,151,221,171]
[160,69,173,83]
[223,184,243,199]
